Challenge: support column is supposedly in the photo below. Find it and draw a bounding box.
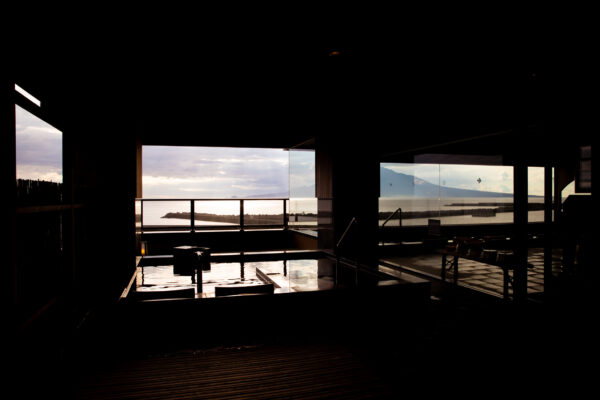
[316,137,380,267]
[513,161,528,303]
[544,165,553,295]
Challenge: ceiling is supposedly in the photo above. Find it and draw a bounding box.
[9,16,590,163]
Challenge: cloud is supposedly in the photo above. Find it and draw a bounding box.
[142,146,289,198]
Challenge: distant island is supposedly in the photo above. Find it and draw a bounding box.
[163,201,545,225]
[163,212,285,225]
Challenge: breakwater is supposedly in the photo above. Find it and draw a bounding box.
[378,202,544,220]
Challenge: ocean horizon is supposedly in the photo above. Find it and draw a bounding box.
[138,196,546,227]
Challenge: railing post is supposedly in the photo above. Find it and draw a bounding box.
[283,199,288,230]
[240,199,244,231]
[141,199,144,232]
[190,199,195,232]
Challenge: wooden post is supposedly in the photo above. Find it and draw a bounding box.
[240,199,244,231]
[190,200,195,232]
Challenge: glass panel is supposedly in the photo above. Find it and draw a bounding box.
[15,105,63,205]
[244,200,284,226]
[142,200,191,227]
[289,149,317,232]
[289,198,317,229]
[439,164,514,225]
[528,167,544,224]
[527,166,546,297]
[194,200,240,227]
[380,163,440,227]
[289,150,315,198]
[380,163,516,227]
[135,199,142,231]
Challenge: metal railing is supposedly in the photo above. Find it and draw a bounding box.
[335,217,359,285]
[137,198,299,232]
[380,207,402,245]
[381,207,402,228]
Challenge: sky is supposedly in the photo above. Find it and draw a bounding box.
[15,105,63,183]
[143,147,547,200]
[12,104,548,200]
[143,146,292,198]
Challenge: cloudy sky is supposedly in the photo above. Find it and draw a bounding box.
[16,105,63,182]
[14,103,547,200]
[382,163,545,196]
[143,146,293,198]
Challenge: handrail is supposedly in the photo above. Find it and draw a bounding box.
[380,207,402,246]
[137,197,290,232]
[335,217,359,286]
[336,216,358,250]
[381,207,402,228]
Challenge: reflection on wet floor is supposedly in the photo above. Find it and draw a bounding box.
[136,258,337,298]
[380,247,563,299]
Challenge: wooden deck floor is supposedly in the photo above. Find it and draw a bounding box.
[74,343,394,399]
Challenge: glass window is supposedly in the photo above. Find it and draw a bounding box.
[289,149,317,231]
[14,97,64,316]
[380,162,514,226]
[194,200,240,227]
[142,146,289,198]
[528,167,545,223]
[244,200,285,226]
[15,105,63,204]
[142,146,290,229]
[142,200,191,227]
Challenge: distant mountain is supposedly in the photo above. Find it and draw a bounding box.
[380,167,513,198]
[244,167,520,199]
[245,191,289,199]
[246,184,315,199]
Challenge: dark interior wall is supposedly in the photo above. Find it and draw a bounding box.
[2,77,17,314]
[70,99,138,307]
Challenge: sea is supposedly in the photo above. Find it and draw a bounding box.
[140,199,318,227]
[138,197,546,227]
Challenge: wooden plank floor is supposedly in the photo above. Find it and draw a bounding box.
[74,343,394,399]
